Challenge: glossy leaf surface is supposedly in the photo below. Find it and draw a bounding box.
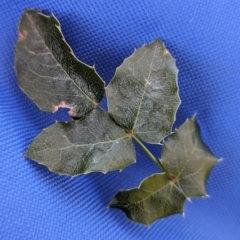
[15,10,105,118]
[106,39,180,143]
[161,116,219,197]
[109,173,186,225]
[26,111,136,175]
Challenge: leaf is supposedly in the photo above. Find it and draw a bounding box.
[26,110,136,175]
[109,173,186,225]
[106,39,180,143]
[15,10,105,118]
[160,115,219,197]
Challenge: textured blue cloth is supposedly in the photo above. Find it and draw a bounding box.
[1,0,240,239]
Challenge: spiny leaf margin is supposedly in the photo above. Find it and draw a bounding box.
[15,9,105,118]
[160,115,219,197]
[109,173,186,225]
[26,110,136,176]
[106,38,180,144]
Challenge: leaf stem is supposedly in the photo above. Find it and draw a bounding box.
[132,135,165,171]
[96,104,167,172]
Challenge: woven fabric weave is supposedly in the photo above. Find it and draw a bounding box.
[1,0,240,239]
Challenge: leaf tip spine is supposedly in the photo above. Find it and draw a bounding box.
[192,113,198,119]
[163,49,170,56]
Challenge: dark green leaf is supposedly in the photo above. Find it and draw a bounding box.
[15,10,105,118]
[106,39,180,143]
[161,115,219,197]
[26,110,136,175]
[109,173,186,225]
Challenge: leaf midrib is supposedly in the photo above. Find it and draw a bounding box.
[132,48,156,131]
[129,182,173,205]
[32,136,129,153]
[177,140,198,178]
[27,12,97,106]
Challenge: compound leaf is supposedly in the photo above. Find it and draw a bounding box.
[106,39,180,143]
[26,110,136,175]
[161,115,219,197]
[109,173,186,225]
[15,10,105,118]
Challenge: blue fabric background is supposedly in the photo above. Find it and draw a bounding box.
[1,0,240,239]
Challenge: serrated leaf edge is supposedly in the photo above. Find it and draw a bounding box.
[25,122,135,177]
[106,38,181,144]
[109,172,186,226]
[160,114,220,198]
[16,9,105,114]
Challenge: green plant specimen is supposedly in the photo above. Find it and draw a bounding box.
[15,9,219,225]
